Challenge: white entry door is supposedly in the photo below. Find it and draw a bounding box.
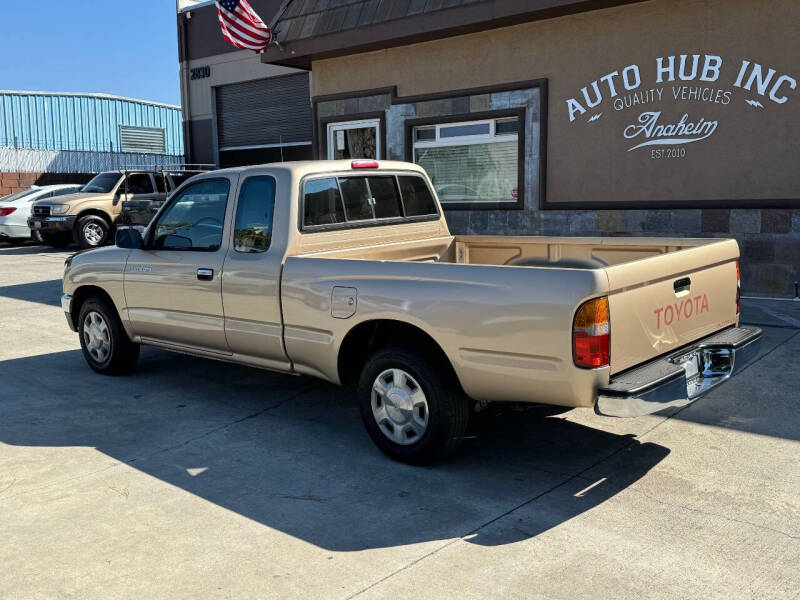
[327,119,381,160]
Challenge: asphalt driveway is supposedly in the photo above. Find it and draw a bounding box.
[1,244,798,599]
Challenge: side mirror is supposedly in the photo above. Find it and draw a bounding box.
[116,227,143,249]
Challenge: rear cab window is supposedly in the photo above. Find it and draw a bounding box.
[303,178,345,226]
[302,172,438,230]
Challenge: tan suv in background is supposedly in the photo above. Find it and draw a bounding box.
[29,170,179,248]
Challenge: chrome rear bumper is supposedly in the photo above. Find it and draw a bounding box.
[595,326,762,417]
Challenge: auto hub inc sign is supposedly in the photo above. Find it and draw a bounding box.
[547,47,800,208]
[565,54,796,155]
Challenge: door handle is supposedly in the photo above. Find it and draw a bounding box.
[197,268,214,281]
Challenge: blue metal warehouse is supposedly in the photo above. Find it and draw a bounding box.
[0,91,184,174]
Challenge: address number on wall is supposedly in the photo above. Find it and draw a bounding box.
[190,66,211,80]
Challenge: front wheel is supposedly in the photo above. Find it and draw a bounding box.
[75,215,110,248]
[78,297,140,374]
[357,346,469,464]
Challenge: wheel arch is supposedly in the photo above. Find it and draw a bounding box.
[71,285,119,329]
[337,319,460,390]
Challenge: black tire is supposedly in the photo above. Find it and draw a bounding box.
[3,237,27,246]
[357,346,469,464]
[77,296,140,375]
[75,214,110,249]
[41,232,72,248]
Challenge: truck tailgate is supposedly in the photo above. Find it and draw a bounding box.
[605,239,740,374]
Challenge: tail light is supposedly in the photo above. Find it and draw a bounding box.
[736,261,741,314]
[573,297,610,368]
[0,207,17,217]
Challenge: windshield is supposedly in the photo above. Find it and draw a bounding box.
[81,172,121,193]
[0,189,34,203]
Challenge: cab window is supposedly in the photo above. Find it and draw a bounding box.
[303,178,345,227]
[152,179,230,251]
[339,177,373,221]
[398,176,438,216]
[302,173,438,230]
[233,177,275,253]
[367,176,402,219]
[125,174,155,195]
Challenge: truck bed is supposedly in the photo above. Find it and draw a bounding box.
[288,223,739,380]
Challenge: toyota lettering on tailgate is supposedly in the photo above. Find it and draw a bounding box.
[654,293,709,328]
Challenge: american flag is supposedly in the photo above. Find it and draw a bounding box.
[216,0,272,53]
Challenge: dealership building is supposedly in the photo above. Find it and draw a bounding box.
[178,0,799,296]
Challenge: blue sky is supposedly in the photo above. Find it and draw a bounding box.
[0,1,182,105]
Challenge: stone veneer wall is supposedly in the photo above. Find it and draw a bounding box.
[317,88,800,296]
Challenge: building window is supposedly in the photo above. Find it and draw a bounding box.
[327,119,380,160]
[413,117,520,207]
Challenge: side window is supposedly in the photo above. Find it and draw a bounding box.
[398,176,438,217]
[126,173,155,195]
[154,174,166,193]
[367,176,402,219]
[153,179,230,251]
[233,177,275,253]
[339,177,373,221]
[303,178,345,227]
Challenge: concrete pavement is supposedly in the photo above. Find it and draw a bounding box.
[0,244,798,599]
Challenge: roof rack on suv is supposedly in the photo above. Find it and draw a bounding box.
[114,163,217,173]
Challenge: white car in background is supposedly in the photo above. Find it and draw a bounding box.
[0,184,82,245]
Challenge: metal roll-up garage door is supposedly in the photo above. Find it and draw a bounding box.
[215,73,312,150]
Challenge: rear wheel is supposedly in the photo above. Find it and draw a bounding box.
[358,346,469,464]
[76,215,110,248]
[41,232,72,248]
[78,297,140,375]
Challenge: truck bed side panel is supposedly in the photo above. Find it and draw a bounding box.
[280,258,609,408]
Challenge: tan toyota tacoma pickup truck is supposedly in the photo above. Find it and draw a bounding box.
[60,160,761,463]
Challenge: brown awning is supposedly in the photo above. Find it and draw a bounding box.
[261,0,646,68]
